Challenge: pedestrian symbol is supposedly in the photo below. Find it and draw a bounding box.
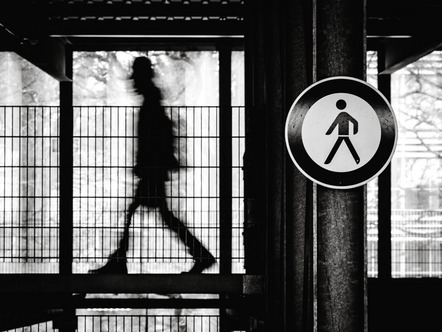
[324,100,360,165]
[285,76,397,189]
[302,93,380,173]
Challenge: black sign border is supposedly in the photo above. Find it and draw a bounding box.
[285,76,397,189]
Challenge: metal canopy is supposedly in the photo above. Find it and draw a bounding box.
[1,0,442,78]
[0,0,245,43]
[0,0,245,80]
[0,0,440,39]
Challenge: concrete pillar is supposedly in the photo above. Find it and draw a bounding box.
[315,0,367,331]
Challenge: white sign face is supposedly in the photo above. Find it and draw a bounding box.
[302,93,381,172]
[285,76,397,189]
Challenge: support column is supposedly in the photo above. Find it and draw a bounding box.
[245,0,314,331]
[283,0,315,331]
[58,46,76,332]
[219,41,233,276]
[315,0,367,331]
[59,48,73,276]
[219,40,233,332]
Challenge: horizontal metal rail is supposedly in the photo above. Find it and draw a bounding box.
[0,274,263,295]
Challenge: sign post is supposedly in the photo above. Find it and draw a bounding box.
[285,76,397,332]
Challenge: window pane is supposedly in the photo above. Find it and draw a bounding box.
[391,51,442,277]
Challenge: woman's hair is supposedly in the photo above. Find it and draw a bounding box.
[131,56,154,78]
[131,56,155,94]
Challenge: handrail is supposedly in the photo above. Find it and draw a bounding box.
[0,274,263,295]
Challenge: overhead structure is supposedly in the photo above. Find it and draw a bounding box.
[0,0,442,79]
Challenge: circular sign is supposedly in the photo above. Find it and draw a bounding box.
[285,76,397,189]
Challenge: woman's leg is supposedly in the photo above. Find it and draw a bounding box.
[158,200,215,273]
[88,195,140,274]
[119,198,140,252]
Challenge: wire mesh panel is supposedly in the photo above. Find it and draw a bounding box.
[0,105,244,274]
[391,209,442,277]
[367,208,378,278]
[0,106,59,273]
[232,106,245,273]
[2,320,56,332]
[1,316,229,332]
[1,313,245,332]
[72,106,245,274]
[72,106,138,272]
[77,312,222,332]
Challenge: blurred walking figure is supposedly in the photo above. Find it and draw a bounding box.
[90,56,215,274]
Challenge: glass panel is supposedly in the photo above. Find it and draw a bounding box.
[391,51,442,277]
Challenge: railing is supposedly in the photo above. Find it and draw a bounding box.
[368,209,442,277]
[0,106,60,273]
[0,104,252,331]
[2,106,442,278]
[4,313,225,332]
[0,106,245,275]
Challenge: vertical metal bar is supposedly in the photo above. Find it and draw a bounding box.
[19,105,27,262]
[1,107,5,262]
[262,2,288,331]
[281,0,316,331]
[59,48,73,275]
[244,0,267,279]
[219,41,233,332]
[315,0,367,331]
[219,41,233,275]
[377,48,392,279]
[244,0,287,330]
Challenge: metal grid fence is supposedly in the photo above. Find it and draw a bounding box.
[2,105,442,277]
[0,106,59,273]
[391,209,442,277]
[3,320,55,332]
[367,209,442,277]
[72,105,244,273]
[0,105,245,274]
[77,313,221,332]
[3,313,247,332]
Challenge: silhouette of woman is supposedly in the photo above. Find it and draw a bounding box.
[90,56,215,274]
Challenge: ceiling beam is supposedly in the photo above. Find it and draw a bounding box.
[48,20,244,38]
[65,37,244,51]
[31,37,72,82]
[380,37,442,74]
[0,25,71,81]
[46,2,245,18]
[0,1,47,43]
